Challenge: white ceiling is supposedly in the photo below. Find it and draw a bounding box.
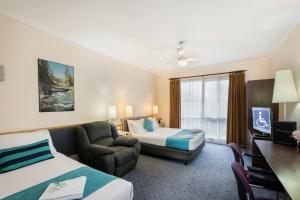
[0,0,300,74]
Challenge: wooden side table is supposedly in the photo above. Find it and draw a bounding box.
[118,131,132,137]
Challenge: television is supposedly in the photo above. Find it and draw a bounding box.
[252,107,272,135]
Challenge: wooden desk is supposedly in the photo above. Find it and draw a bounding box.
[255,140,300,200]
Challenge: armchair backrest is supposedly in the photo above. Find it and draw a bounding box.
[77,121,118,148]
[229,143,244,166]
[231,162,254,200]
[83,121,112,143]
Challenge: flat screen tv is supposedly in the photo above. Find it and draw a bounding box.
[252,107,272,135]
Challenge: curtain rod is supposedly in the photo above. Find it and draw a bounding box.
[169,70,247,80]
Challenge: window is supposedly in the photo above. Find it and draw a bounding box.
[181,76,229,144]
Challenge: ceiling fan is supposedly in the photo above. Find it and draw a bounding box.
[164,41,197,67]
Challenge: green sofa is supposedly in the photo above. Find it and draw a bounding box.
[75,121,140,177]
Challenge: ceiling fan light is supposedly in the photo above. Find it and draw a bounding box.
[177,57,188,66]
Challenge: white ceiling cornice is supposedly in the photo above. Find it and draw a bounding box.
[0,0,299,74]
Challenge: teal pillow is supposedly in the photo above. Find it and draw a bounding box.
[144,118,154,132]
[0,139,54,174]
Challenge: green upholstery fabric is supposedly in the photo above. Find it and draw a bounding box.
[114,136,139,147]
[111,146,138,166]
[83,122,112,143]
[93,137,114,147]
[76,121,140,177]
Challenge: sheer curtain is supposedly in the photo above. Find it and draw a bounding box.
[181,76,229,144]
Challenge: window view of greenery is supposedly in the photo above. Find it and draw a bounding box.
[181,77,229,143]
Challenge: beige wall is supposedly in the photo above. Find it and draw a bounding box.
[270,24,300,128]
[0,14,156,132]
[157,58,272,127]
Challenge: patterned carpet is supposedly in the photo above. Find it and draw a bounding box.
[123,143,289,200]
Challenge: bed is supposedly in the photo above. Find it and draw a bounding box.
[123,116,205,165]
[0,129,133,200]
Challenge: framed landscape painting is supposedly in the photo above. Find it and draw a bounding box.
[38,59,74,112]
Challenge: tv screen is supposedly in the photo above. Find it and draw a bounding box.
[252,107,272,134]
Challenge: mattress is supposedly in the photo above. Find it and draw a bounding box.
[132,128,205,151]
[0,152,133,200]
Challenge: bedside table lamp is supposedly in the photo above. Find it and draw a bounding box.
[125,105,133,118]
[153,104,162,124]
[272,69,299,121]
[153,105,159,115]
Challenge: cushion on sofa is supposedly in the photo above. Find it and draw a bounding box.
[83,121,112,143]
[93,137,114,147]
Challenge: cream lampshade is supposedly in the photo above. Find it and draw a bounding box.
[108,105,117,120]
[125,105,133,118]
[153,105,159,115]
[272,69,299,120]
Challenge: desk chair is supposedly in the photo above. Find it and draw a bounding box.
[231,162,273,200]
[229,143,274,174]
[229,143,283,192]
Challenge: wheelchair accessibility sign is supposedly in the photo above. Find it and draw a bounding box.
[252,107,272,134]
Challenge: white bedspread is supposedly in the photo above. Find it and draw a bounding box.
[0,152,133,200]
[132,128,205,151]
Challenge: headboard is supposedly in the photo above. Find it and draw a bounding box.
[49,126,78,156]
[122,115,153,132]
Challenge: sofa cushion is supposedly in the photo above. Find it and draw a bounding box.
[83,121,112,143]
[93,137,114,147]
[110,146,127,152]
[111,146,137,166]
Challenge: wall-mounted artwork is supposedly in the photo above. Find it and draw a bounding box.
[38,59,74,112]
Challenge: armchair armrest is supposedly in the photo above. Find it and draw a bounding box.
[85,144,114,157]
[248,171,277,182]
[113,136,139,147]
[81,144,115,175]
[247,166,274,175]
[243,152,264,160]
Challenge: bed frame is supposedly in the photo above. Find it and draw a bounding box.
[122,116,205,165]
[0,124,81,157]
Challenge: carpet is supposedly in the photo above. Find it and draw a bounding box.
[123,143,289,200]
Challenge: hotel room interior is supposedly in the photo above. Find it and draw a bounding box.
[1,1,300,200]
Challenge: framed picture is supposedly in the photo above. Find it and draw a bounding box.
[38,59,74,112]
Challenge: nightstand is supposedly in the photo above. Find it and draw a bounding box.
[159,123,165,128]
[118,131,132,137]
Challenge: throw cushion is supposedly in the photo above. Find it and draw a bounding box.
[0,139,54,174]
[144,118,154,132]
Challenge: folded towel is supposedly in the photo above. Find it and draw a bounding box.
[39,176,87,200]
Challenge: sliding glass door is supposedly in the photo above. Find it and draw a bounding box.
[181,76,229,144]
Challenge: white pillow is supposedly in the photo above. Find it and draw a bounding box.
[127,120,135,133]
[0,129,57,154]
[148,117,160,129]
[127,119,147,133]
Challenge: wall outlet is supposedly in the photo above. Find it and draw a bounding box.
[0,65,4,81]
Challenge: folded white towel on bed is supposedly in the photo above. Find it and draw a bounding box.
[39,176,87,200]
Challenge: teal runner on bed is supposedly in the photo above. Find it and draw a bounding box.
[166,129,201,151]
[3,166,117,200]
